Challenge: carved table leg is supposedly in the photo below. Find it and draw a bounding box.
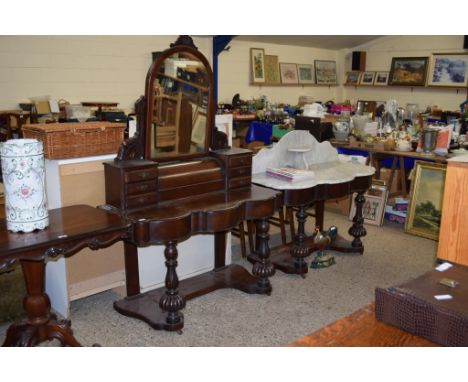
[291,205,310,275]
[251,218,275,295]
[2,260,81,347]
[348,191,367,250]
[159,241,186,331]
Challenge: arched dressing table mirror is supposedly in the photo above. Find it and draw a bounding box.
[103,36,281,332]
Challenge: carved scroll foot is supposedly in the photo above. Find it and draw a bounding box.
[2,314,81,347]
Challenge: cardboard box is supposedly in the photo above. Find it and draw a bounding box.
[325,195,351,216]
[378,167,402,194]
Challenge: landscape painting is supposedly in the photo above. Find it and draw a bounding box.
[427,53,468,87]
[405,161,447,240]
[389,57,428,86]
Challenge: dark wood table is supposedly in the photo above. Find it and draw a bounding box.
[0,110,31,139]
[81,102,119,120]
[252,174,373,277]
[290,303,436,346]
[0,205,129,347]
[111,185,281,332]
[331,140,450,197]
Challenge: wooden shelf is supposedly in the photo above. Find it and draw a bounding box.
[250,82,337,87]
[343,83,467,91]
[158,73,209,92]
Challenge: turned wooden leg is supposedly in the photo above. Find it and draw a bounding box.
[314,200,325,231]
[159,241,186,330]
[348,191,367,249]
[252,218,275,295]
[3,260,81,347]
[291,205,310,274]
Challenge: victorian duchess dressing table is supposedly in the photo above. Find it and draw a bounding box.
[103,36,281,332]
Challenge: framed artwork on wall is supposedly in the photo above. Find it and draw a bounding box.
[427,53,468,87]
[314,60,337,84]
[345,71,361,85]
[264,55,280,84]
[279,63,298,84]
[250,48,265,83]
[297,64,315,84]
[359,71,375,85]
[388,57,429,86]
[374,71,389,86]
[405,161,447,240]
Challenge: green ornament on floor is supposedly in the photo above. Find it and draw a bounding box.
[310,225,337,269]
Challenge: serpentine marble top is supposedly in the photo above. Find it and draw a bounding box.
[252,130,375,190]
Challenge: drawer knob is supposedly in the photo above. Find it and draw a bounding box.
[137,197,146,204]
[137,184,149,192]
[139,172,150,179]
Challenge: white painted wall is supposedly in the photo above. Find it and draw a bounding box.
[341,35,467,111]
[0,35,212,111]
[0,35,465,113]
[217,39,340,105]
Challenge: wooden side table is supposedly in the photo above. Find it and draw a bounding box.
[0,205,129,347]
[0,110,31,139]
[81,102,119,120]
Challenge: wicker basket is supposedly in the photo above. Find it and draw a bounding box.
[22,122,125,159]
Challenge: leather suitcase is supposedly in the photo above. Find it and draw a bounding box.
[375,264,468,346]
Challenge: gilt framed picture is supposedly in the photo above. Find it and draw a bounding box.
[314,60,337,84]
[405,161,446,240]
[250,48,265,83]
[427,53,468,87]
[279,63,298,84]
[345,71,361,85]
[297,64,315,84]
[264,54,280,84]
[388,57,429,86]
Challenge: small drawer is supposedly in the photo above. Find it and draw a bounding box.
[228,176,251,189]
[124,168,158,183]
[126,180,157,196]
[229,155,252,168]
[126,192,158,209]
[228,166,251,179]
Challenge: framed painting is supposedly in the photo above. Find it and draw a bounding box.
[250,48,265,83]
[427,53,468,87]
[388,57,429,86]
[349,184,388,226]
[405,161,447,240]
[359,71,375,85]
[279,63,298,84]
[297,64,315,84]
[374,71,389,86]
[191,112,206,145]
[264,55,280,84]
[345,71,361,85]
[314,60,337,84]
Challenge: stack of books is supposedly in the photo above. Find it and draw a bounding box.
[266,167,315,182]
[384,198,408,224]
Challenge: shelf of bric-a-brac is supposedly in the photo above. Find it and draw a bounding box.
[250,82,338,88]
[343,83,468,95]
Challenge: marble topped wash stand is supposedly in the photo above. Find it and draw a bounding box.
[252,131,375,276]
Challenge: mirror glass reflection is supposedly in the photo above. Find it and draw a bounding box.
[150,52,209,158]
